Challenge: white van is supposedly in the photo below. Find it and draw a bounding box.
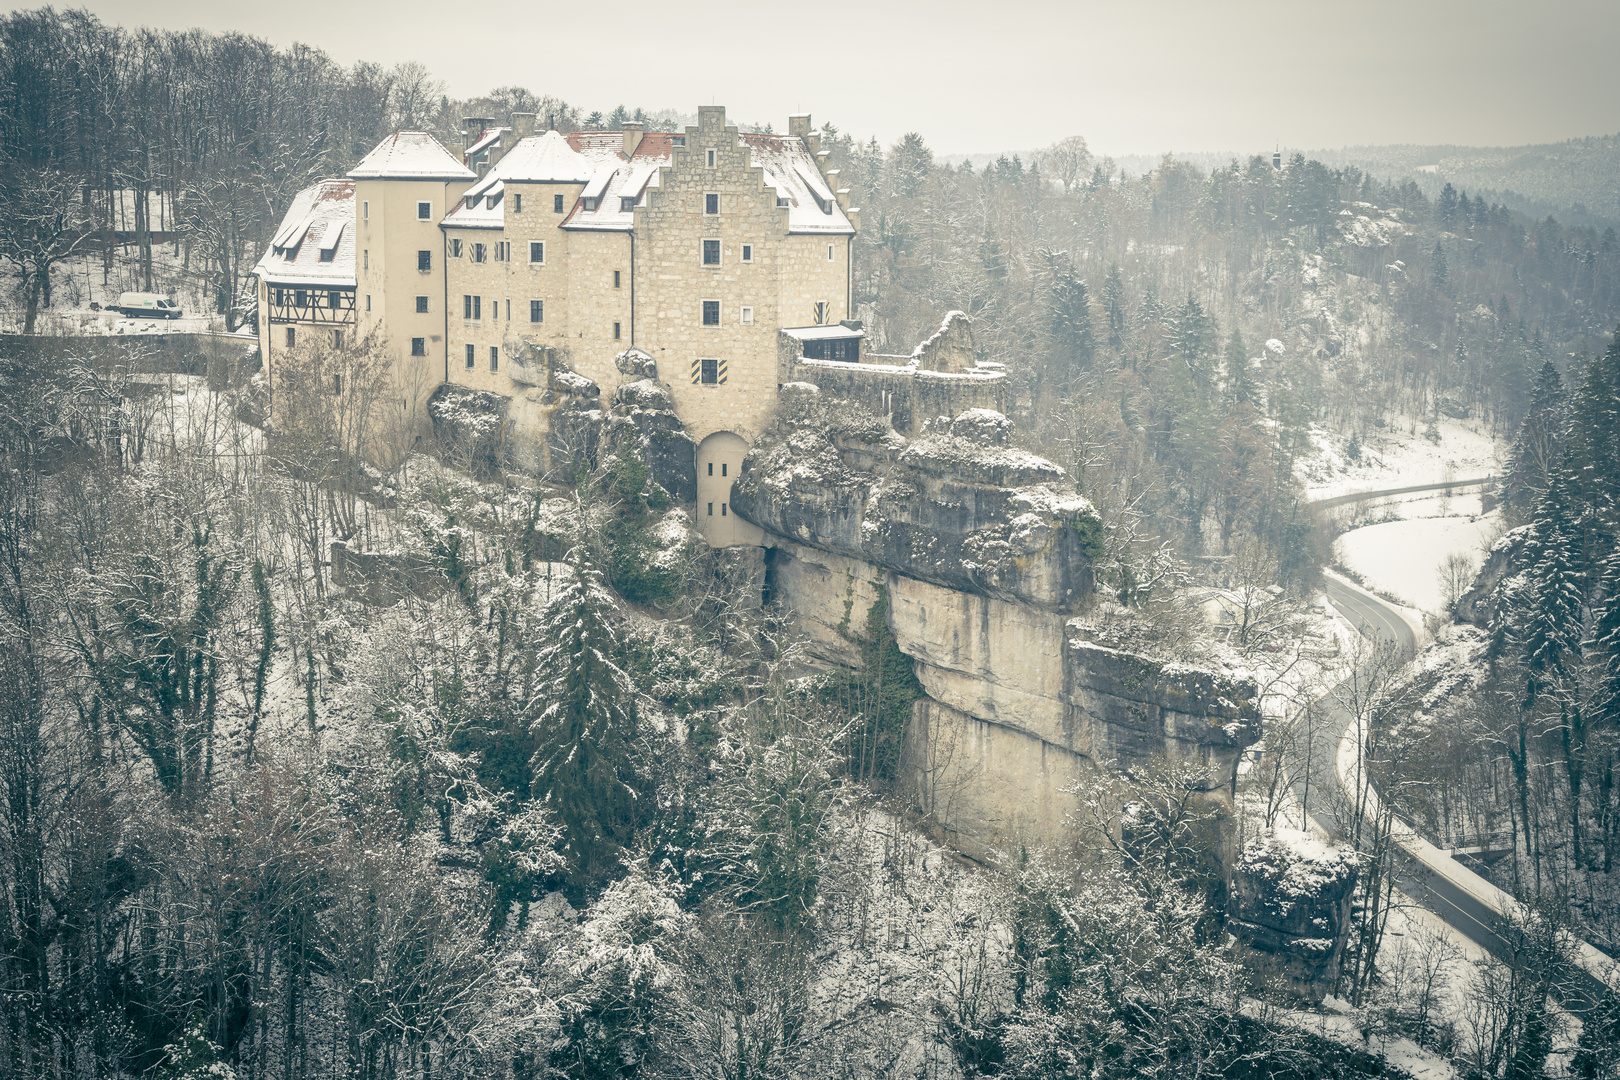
[116,292,183,319]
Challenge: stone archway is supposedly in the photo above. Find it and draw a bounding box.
[695,431,763,548]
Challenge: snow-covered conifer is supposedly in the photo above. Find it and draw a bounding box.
[528,551,645,885]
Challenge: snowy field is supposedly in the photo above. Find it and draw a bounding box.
[1335,513,1501,614]
[1300,412,1505,501]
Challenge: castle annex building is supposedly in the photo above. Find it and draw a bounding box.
[253,106,859,546]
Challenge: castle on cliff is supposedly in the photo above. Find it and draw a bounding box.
[254,105,926,546]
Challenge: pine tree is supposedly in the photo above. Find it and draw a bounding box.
[1100,264,1127,355]
[528,554,644,886]
[1046,256,1096,379]
[1502,356,1567,522]
[1432,241,1449,289]
[1224,328,1258,410]
[1168,294,1216,378]
[1519,470,1586,708]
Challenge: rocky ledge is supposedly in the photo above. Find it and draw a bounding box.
[731,387,1099,612]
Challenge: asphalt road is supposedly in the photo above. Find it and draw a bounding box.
[1297,481,1614,1003]
[1293,577,1517,964]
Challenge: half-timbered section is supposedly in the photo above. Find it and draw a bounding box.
[251,178,359,389]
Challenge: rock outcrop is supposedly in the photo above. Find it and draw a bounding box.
[732,386,1097,612]
[1456,523,1529,626]
[1229,829,1358,1001]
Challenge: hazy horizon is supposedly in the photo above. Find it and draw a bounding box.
[42,0,1620,157]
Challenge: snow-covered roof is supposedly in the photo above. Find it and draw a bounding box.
[349,131,475,180]
[742,133,855,235]
[438,128,855,236]
[252,179,357,286]
[494,130,597,183]
[781,324,864,341]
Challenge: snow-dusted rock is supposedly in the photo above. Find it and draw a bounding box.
[1229,828,1359,1002]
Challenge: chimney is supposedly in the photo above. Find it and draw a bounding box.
[462,116,494,149]
[788,113,812,139]
[512,113,536,138]
[622,121,644,157]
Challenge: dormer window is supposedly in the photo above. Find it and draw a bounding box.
[620,196,636,212]
[672,135,686,147]
[582,197,599,211]
[486,194,500,209]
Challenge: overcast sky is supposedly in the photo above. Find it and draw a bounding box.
[57,0,1620,157]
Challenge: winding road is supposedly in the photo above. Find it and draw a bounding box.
[1293,478,1616,1003]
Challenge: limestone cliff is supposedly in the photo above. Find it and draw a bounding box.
[730,387,1261,861]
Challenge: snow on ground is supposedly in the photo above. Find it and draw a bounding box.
[1299,412,1505,501]
[0,248,235,335]
[1335,513,1500,613]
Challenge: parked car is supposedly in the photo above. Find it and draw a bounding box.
[116,292,183,319]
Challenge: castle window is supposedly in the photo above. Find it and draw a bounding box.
[465,344,475,368]
[707,462,713,476]
[328,290,341,308]
[614,270,621,288]
[285,327,295,348]
[416,295,429,313]
[411,337,426,356]
[721,463,728,476]
[554,193,564,212]
[490,346,499,372]
[706,149,715,168]
[700,358,719,384]
[513,193,522,212]
[620,196,636,212]
[813,301,829,325]
[362,200,369,220]
[495,241,510,262]
[707,502,713,516]
[473,243,486,263]
[463,295,481,319]
[613,322,621,340]
[332,373,342,394]
[672,135,685,147]
[417,201,432,220]
[365,294,371,311]
[449,238,462,258]
[294,289,307,307]
[721,503,727,516]
[363,249,369,269]
[740,306,754,325]
[418,249,432,270]
[741,244,752,262]
[705,192,719,214]
[702,300,720,326]
[530,241,544,263]
[702,239,720,266]
[331,329,342,349]
[828,245,834,260]
[530,299,543,323]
